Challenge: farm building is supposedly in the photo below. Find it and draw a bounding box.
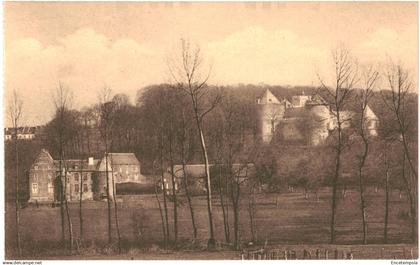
[28,149,143,203]
[162,163,256,193]
[4,126,43,141]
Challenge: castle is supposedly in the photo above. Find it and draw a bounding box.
[257,89,379,145]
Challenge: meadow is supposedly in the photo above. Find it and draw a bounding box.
[5,187,416,259]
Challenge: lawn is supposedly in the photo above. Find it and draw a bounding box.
[4,187,416,259]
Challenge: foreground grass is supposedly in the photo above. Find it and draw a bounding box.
[5,187,415,259]
[10,243,418,260]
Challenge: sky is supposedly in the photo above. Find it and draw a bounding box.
[3,2,418,126]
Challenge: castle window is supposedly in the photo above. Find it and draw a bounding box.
[83,184,88,192]
[48,183,54,194]
[74,184,79,193]
[32,183,38,194]
[74,173,79,182]
[83,174,88,181]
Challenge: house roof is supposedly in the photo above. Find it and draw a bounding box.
[108,153,139,165]
[305,94,328,106]
[5,126,39,135]
[170,163,256,178]
[58,159,101,171]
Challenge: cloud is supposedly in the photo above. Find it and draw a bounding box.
[4,25,417,125]
[205,26,329,86]
[5,28,164,125]
[356,26,417,69]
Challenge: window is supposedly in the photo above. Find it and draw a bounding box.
[74,184,79,193]
[32,183,38,194]
[33,174,38,182]
[83,184,88,192]
[83,174,88,181]
[74,173,79,182]
[48,183,54,194]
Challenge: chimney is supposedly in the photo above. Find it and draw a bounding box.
[88,157,94,166]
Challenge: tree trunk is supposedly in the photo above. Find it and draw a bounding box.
[229,178,241,250]
[14,134,22,256]
[155,184,167,247]
[401,154,418,243]
[194,111,215,248]
[63,169,73,254]
[384,164,390,243]
[160,133,170,241]
[330,128,342,244]
[358,136,369,245]
[111,170,122,253]
[248,185,257,243]
[79,162,83,242]
[180,108,197,240]
[105,131,112,244]
[59,159,66,248]
[181,155,197,240]
[218,165,230,243]
[169,134,178,245]
[78,135,84,243]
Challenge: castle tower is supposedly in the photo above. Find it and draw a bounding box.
[256,89,285,143]
[304,95,332,145]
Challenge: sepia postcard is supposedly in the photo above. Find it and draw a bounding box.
[2,1,418,262]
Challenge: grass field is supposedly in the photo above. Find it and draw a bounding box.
[4,187,417,259]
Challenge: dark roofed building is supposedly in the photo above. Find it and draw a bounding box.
[28,149,143,203]
[4,126,42,141]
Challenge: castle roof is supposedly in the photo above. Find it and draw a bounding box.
[258,89,281,104]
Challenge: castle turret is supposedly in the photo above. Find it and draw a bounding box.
[257,89,285,143]
[304,95,332,145]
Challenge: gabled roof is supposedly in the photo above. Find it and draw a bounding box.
[108,153,140,165]
[171,163,256,178]
[305,94,328,106]
[258,89,281,104]
[60,159,100,171]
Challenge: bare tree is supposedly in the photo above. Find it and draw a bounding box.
[178,105,198,240]
[167,39,221,248]
[159,129,170,243]
[7,89,23,256]
[381,138,393,243]
[52,82,75,252]
[354,65,379,244]
[382,62,418,243]
[154,176,167,246]
[98,87,118,247]
[319,47,359,243]
[110,157,122,253]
